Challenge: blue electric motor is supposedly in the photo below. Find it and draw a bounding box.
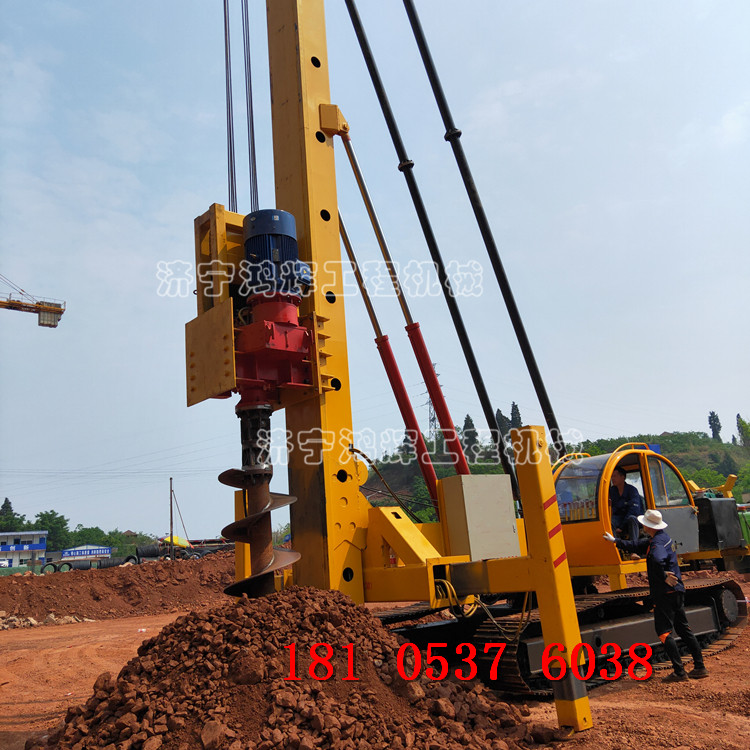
[242,209,311,297]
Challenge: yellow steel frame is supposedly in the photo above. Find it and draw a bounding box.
[264,6,590,727]
[186,4,593,731]
[362,505,469,607]
[193,203,244,312]
[185,205,244,407]
[686,474,737,498]
[0,298,66,316]
[447,427,592,730]
[266,0,370,601]
[361,428,592,729]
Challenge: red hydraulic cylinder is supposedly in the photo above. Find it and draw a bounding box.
[375,334,439,502]
[406,322,470,475]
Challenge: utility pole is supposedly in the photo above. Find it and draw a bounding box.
[169,477,175,560]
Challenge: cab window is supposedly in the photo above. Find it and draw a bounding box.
[615,466,645,498]
[648,457,690,507]
[556,456,607,523]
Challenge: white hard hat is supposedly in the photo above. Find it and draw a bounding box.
[638,508,668,530]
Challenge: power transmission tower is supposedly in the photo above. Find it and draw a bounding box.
[424,363,440,439]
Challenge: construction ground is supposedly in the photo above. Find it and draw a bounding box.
[0,552,748,750]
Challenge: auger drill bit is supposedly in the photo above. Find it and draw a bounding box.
[216,208,310,598]
[219,407,300,597]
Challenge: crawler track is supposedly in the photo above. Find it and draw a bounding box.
[378,577,747,696]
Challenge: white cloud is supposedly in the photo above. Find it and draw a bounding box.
[608,45,642,64]
[91,109,170,164]
[486,68,602,107]
[465,67,603,144]
[43,0,86,24]
[715,101,750,148]
[668,99,750,163]
[0,43,53,134]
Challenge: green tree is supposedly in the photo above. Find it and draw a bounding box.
[708,411,722,441]
[105,530,156,557]
[733,464,750,502]
[272,522,291,546]
[718,452,739,477]
[0,498,28,532]
[433,428,447,458]
[685,468,726,489]
[737,414,750,447]
[510,402,522,430]
[409,477,437,522]
[461,414,479,462]
[69,524,107,547]
[495,409,512,440]
[398,429,416,462]
[34,510,71,552]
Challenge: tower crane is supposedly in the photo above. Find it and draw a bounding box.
[0,274,65,328]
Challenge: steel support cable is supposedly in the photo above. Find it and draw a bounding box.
[362,485,436,509]
[0,274,42,306]
[343,0,519,500]
[349,446,422,523]
[0,274,30,298]
[340,213,439,505]
[401,0,566,460]
[223,0,238,212]
[241,0,259,212]
[340,134,470,479]
[170,489,191,541]
[341,137,413,324]
[338,213,383,338]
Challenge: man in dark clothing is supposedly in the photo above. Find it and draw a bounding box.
[609,467,644,541]
[604,508,708,682]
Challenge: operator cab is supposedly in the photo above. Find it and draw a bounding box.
[552,443,699,570]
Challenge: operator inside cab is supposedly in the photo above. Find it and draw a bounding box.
[609,466,645,541]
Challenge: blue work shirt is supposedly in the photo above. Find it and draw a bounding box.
[609,482,644,525]
[616,529,684,600]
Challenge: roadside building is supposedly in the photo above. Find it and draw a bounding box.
[0,529,48,568]
[59,544,112,562]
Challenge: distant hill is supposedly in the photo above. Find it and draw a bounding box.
[580,431,749,489]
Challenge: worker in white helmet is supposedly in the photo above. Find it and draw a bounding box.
[604,508,708,682]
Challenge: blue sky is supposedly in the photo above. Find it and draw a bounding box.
[1,1,748,538]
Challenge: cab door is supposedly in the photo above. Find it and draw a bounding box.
[645,456,698,554]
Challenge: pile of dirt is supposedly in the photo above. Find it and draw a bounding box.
[0,552,234,623]
[28,587,559,750]
[0,611,93,630]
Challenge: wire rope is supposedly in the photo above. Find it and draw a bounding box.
[223,0,238,212]
[171,489,191,541]
[348,446,421,523]
[241,0,259,212]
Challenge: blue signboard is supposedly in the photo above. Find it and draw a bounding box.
[0,543,46,552]
[62,547,111,558]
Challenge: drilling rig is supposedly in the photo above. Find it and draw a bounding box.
[184,0,746,731]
